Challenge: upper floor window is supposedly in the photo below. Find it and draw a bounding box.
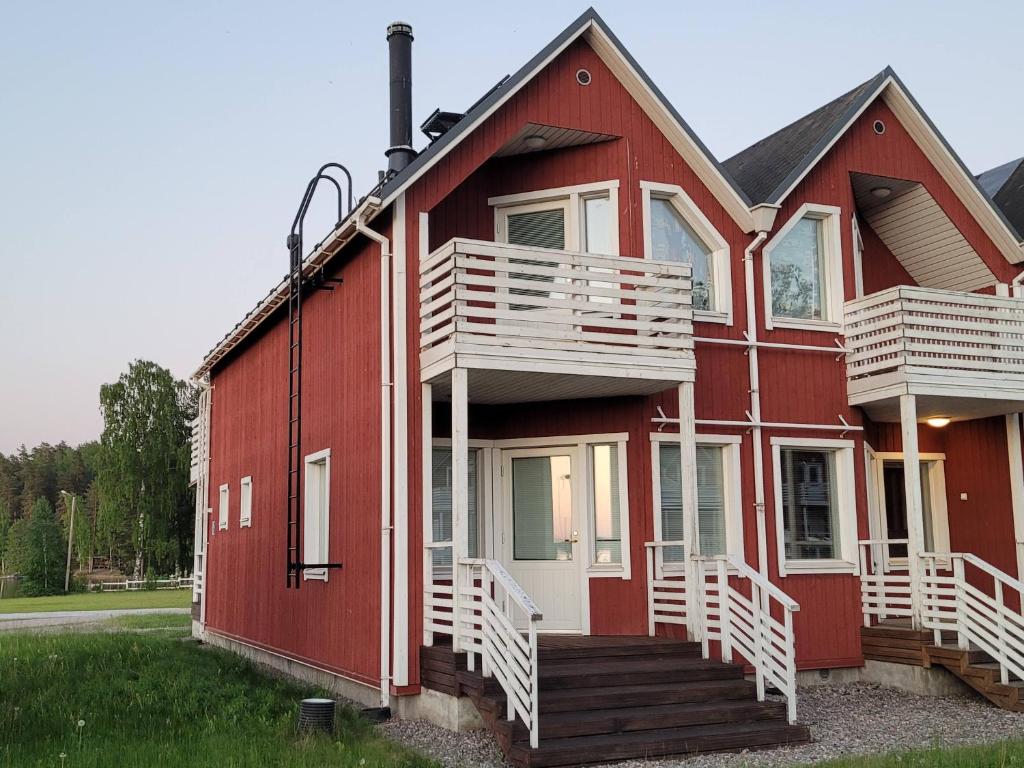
[763,203,843,330]
[303,449,331,581]
[641,181,732,323]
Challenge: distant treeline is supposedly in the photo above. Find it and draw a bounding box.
[0,360,197,592]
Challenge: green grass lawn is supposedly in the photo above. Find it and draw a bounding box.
[1,630,434,768]
[0,588,191,615]
[104,612,192,631]
[814,741,1024,767]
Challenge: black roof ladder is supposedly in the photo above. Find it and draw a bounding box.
[286,163,353,589]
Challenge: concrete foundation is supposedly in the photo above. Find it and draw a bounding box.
[797,661,973,698]
[395,687,485,731]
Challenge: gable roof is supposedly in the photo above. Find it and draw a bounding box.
[723,67,1024,262]
[723,71,887,206]
[194,8,757,378]
[978,158,1024,239]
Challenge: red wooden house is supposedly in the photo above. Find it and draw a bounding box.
[187,9,1024,763]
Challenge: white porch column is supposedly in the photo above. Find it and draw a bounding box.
[900,394,926,628]
[678,382,700,640]
[1005,413,1024,580]
[451,368,469,652]
[422,382,434,646]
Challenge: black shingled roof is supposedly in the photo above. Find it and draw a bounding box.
[979,158,1024,240]
[723,70,888,205]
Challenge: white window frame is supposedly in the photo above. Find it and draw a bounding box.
[866,450,951,567]
[239,476,252,528]
[429,439,491,577]
[771,436,858,576]
[650,433,744,571]
[491,180,620,256]
[852,213,865,299]
[584,439,631,578]
[303,448,331,582]
[641,180,733,325]
[763,203,844,332]
[218,483,229,531]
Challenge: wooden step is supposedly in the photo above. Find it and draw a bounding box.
[537,639,699,661]
[471,678,760,717]
[537,657,743,689]
[506,721,811,768]
[497,699,787,741]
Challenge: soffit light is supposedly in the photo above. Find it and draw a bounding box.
[871,186,893,199]
[524,135,547,150]
[926,417,951,428]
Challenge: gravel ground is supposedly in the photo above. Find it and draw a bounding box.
[378,683,1024,767]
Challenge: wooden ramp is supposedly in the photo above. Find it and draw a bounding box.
[422,636,809,767]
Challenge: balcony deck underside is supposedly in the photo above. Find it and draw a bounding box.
[849,368,1024,422]
[423,345,693,404]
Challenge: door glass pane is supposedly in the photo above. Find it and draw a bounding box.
[506,208,565,310]
[431,447,478,574]
[780,448,839,560]
[513,455,573,561]
[882,461,934,558]
[590,444,621,565]
[771,216,827,320]
[650,197,714,311]
[696,446,727,556]
[583,196,612,254]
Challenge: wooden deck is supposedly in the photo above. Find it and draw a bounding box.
[420,636,809,767]
[860,621,931,666]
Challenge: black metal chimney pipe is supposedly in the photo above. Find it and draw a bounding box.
[386,22,415,175]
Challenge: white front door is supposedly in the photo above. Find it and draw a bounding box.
[500,447,584,633]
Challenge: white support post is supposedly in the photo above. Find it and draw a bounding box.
[451,368,469,654]
[1005,414,1024,582]
[646,546,656,636]
[900,394,925,629]
[421,382,434,646]
[953,556,969,650]
[678,382,699,641]
[717,559,732,663]
[752,579,766,701]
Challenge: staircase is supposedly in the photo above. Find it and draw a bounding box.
[437,636,809,767]
[924,643,1024,712]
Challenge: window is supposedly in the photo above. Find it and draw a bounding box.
[218,484,229,531]
[763,203,843,329]
[304,449,331,581]
[431,446,480,576]
[641,181,731,322]
[772,437,857,575]
[652,435,742,566]
[589,443,625,568]
[239,476,252,528]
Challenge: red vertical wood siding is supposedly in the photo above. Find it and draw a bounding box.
[204,231,385,688]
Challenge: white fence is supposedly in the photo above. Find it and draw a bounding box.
[858,539,913,624]
[88,577,194,592]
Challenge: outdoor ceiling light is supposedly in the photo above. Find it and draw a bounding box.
[871,186,893,199]
[523,134,547,150]
[926,416,951,428]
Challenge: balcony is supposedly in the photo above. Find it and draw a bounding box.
[419,238,695,403]
[844,286,1024,421]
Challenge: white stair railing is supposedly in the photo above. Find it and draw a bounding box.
[921,552,1024,686]
[644,541,692,636]
[457,558,542,748]
[858,539,912,625]
[700,555,800,723]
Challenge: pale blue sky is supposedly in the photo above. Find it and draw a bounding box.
[1,1,1021,453]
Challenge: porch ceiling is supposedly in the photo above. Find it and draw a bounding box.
[851,172,997,291]
[429,368,679,404]
[856,392,1024,423]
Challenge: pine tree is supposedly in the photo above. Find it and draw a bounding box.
[10,497,66,596]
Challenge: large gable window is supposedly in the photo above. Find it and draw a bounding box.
[763,203,843,329]
[641,181,731,322]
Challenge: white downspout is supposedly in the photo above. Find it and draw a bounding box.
[355,213,392,710]
[743,231,770,582]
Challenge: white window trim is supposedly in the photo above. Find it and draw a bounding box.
[852,213,865,299]
[866,450,951,567]
[239,476,252,528]
[584,439,632,579]
[641,180,733,325]
[763,203,844,332]
[303,448,331,582]
[771,436,858,576]
[429,440,490,577]
[650,433,744,571]
[218,483,229,531]
[491,181,620,257]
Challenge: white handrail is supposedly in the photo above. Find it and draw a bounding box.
[920,552,1024,686]
[644,541,692,637]
[858,538,912,625]
[699,554,800,723]
[457,558,542,748]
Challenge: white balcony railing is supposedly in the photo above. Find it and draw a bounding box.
[845,286,1024,397]
[419,238,695,387]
